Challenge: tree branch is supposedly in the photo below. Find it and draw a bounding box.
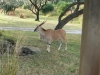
[74,0,80,12]
[55,9,84,30]
[29,0,39,10]
[28,4,36,15]
[58,2,84,22]
[39,0,48,10]
[63,9,83,24]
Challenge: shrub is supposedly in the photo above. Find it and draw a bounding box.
[41,4,54,15]
[22,4,30,9]
[1,1,23,14]
[56,1,72,14]
[2,2,14,13]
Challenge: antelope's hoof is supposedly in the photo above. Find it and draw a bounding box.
[47,49,50,52]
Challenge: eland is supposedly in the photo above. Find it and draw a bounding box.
[34,21,67,52]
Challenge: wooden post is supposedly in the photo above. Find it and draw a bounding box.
[79,0,100,75]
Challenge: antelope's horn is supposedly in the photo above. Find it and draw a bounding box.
[39,20,47,26]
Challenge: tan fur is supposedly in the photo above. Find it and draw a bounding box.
[41,28,66,42]
[34,21,67,52]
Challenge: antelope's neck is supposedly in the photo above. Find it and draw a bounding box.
[39,27,46,36]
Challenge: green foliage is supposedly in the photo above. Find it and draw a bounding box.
[22,4,31,9]
[0,1,24,14]
[2,2,14,13]
[56,1,72,14]
[41,4,54,15]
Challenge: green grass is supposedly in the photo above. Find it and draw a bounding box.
[0,54,19,75]
[0,31,81,75]
[0,13,82,30]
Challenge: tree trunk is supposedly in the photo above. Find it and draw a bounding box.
[35,11,39,21]
[55,20,67,30]
[79,0,100,75]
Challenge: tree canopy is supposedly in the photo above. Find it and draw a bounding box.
[0,0,23,14]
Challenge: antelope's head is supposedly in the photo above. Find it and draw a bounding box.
[34,20,46,32]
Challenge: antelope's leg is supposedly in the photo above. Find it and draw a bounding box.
[40,34,43,39]
[58,40,62,50]
[63,37,67,50]
[65,42,67,50]
[47,44,50,52]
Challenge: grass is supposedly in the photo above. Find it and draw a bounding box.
[0,31,81,75]
[0,54,19,75]
[0,9,82,30]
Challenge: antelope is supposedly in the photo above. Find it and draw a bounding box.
[34,21,67,52]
